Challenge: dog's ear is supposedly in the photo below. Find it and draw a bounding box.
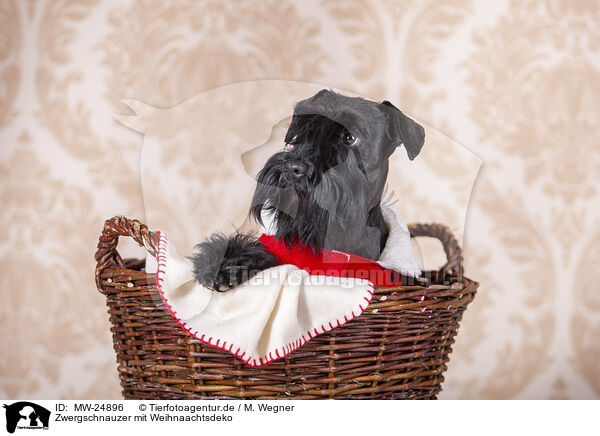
[380,100,425,160]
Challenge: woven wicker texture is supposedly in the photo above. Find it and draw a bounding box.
[95,216,478,399]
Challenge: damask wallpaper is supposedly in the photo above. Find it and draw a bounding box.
[0,0,598,399]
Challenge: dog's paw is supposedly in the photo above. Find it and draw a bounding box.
[192,233,279,292]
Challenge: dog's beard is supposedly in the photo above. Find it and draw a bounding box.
[251,149,386,259]
[313,151,385,259]
[250,159,327,252]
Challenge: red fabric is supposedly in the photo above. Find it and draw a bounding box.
[258,234,406,287]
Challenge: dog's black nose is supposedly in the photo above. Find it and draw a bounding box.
[284,161,307,179]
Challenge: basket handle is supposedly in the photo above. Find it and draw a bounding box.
[94,216,159,293]
[407,223,463,279]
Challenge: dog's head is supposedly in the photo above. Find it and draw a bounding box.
[250,89,424,257]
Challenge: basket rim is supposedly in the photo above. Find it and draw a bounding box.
[95,216,466,294]
[98,258,478,308]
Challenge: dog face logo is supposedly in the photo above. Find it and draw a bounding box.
[117,82,481,293]
[2,402,50,433]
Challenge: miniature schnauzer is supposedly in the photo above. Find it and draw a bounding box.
[192,89,425,291]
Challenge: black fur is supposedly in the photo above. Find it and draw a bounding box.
[193,90,424,291]
[192,233,278,292]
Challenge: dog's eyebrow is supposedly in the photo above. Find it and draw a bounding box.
[336,111,360,132]
[337,110,358,124]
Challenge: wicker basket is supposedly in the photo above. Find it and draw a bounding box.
[95,216,478,400]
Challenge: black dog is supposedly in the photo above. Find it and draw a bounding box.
[193,89,424,291]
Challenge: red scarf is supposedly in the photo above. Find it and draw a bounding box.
[258,234,407,287]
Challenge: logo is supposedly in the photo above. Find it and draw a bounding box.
[2,402,50,433]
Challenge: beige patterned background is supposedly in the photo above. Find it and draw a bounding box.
[0,0,598,399]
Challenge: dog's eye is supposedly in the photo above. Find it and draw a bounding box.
[343,132,358,146]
